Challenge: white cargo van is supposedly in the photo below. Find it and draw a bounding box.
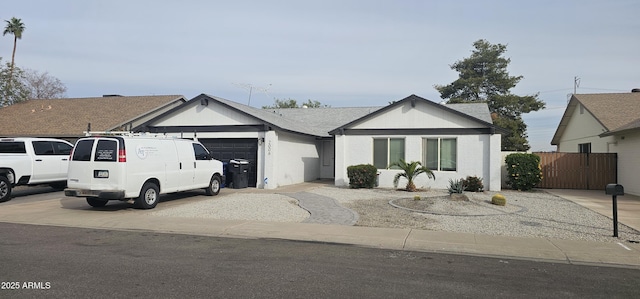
[65,134,225,209]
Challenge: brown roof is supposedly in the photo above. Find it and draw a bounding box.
[551,92,640,144]
[0,95,185,138]
[578,93,640,131]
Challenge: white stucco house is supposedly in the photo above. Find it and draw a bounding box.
[135,94,505,191]
[551,91,640,196]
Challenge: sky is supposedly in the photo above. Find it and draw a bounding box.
[2,0,639,151]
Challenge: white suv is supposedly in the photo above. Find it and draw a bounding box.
[0,138,74,202]
[64,134,225,209]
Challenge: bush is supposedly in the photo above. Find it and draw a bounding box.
[347,164,378,189]
[462,175,484,192]
[491,193,506,206]
[505,153,542,191]
[447,178,466,194]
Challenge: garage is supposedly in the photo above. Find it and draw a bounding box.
[199,138,258,187]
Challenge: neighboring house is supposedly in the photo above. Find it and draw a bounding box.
[0,95,186,140]
[136,94,505,191]
[551,91,640,196]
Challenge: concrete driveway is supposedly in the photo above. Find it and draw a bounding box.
[545,189,640,232]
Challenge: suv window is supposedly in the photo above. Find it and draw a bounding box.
[95,140,118,162]
[0,142,26,153]
[54,141,73,155]
[193,143,210,160]
[33,141,56,155]
[72,140,95,161]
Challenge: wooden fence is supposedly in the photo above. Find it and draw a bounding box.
[534,152,617,190]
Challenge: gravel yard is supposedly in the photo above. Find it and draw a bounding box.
[312,186,640,244]
[151,185,640,244]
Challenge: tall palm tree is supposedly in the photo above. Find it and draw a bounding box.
[3,17,26,82]
[389,159,435,192]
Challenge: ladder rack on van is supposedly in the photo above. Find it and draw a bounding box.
[83,131,173,138]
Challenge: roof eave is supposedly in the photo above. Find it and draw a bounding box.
[329,94,499,135]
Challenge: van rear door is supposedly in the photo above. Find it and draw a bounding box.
[68,138,124,190]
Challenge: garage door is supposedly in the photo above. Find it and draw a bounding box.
[199,138,258,187]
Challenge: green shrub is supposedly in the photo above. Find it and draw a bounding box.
[447,178,466,194]
[491,193,506,206]
[413,195,421,201]
[505,153,542,191]
[347,164,378,189]
[462,175,484,192]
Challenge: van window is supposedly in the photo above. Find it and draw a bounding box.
[95,140,118,162]
[72,140,95,161]
[0,142,26,153]
[193,143,210,160]
[33,141,55,155]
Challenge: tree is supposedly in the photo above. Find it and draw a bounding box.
[0,60,29,107]
[3,17,25,84]
[389,159,435,192]
[20,69,67,99]
[262,98,329,109]
[434,39,545,151]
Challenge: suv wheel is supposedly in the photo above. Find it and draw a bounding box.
[0,176,11,203]
[135,182,159,209]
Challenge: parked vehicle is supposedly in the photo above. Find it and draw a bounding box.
[0,137,74,202]
[64,133,225,209]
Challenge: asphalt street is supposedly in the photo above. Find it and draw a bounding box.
[1,222,640,298]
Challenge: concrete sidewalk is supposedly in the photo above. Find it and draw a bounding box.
[0,188,639,269]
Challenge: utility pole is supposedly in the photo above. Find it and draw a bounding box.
[574,76,580,94]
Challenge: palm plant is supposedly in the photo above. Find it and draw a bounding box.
[389,159,435,192]
[3,17,26,83]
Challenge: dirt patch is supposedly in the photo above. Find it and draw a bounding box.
[343,198,437,230]
[391,195,525,216]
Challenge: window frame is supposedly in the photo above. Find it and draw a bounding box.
[373,137,405,169]
[193,143,211,160]
[423,137,458,172]
[578,143,591,154]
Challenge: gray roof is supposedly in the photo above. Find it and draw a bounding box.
[264,106,383,136]
[445,103,493,123]
[172,94,496,138]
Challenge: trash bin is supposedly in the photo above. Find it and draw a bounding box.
[229,159,249,189]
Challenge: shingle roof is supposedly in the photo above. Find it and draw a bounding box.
[578,93,640,131]
[551,92,640,144]
[0,95,186,138]
[208,94,495,137]
[328,94,498,135]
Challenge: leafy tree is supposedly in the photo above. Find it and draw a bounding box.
[0,59,29,107]
[389,159,435,192]
[434,39,545,151]
[3,17,25,84]
[21,69,67,99]
[262,98,329,109]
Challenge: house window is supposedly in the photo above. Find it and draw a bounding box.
[423,138,457,171]
[373,138,405,169]
[578,143,591,153]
